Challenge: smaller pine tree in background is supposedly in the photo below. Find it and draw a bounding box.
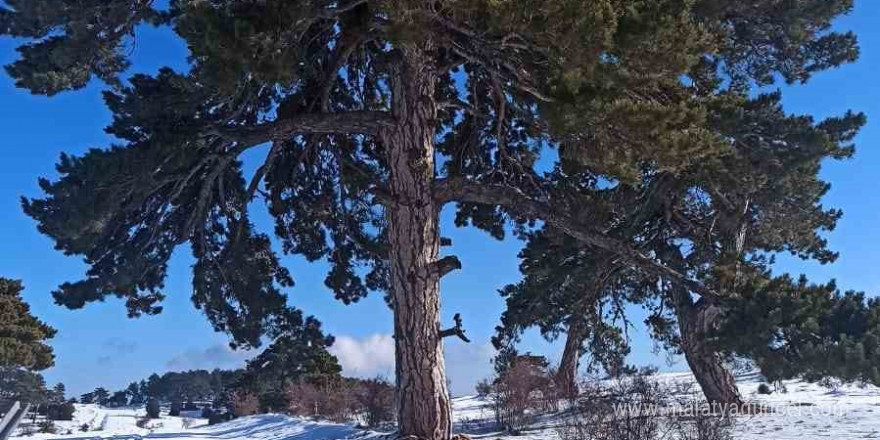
[80,392,94,404]
[93,388,110,406]
[169,398,182,416]
[145,399,161,419]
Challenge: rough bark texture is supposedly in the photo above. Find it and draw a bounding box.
[381,44,452,440]
[679,300,744,408]
[557,319,587,397]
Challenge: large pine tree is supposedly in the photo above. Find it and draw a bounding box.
[1,1,863,438]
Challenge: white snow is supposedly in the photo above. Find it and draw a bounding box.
[451,372,880,440]
[11,405,208,439]
[11,373,880,440]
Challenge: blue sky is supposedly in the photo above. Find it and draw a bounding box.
[1,3,879,398]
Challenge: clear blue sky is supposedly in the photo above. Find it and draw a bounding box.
[1,3,878,398]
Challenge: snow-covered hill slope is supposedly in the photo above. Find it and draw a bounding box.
[11,373,880,440]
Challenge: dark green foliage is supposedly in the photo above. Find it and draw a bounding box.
[50,383,66,403]
[93,387,110,406]
[169,398,182,416]
[4,0,862,349]
[47,400,76,421]
[493,228,643,375]
[146,398,161,419]
[0,278,56,371]
[139,369,241,403]
[0,0,160,95]
[108,390,129,407]
[126,381,145,406]
[235,308,342,395]
[718,275,880,386]
[0,366,49,403]
[496,81,869,388]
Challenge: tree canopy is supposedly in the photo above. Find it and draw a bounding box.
[1,0,867,437]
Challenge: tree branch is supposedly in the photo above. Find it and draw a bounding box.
[433,256,462,278]
[212,111,396,149]
[440,313,471,343]
[434,177,724,304]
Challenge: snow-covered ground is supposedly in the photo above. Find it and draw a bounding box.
[11,405,209,439]
[452,372,880,440]
[11,373,880,440]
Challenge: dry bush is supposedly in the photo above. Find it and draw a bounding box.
[230,391,260,417]
[558,374,736,440]
[36,420,56,434]
[669,401,735,440]
[354,377,394,427]
[556,374,666,440]
[487,357,555,433]
[285,380,355,422]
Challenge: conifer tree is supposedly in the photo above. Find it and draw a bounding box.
[0,278,56,371]
[127,381,145,405]
[0,367,48,403]
[2,1,863,437]
[234,308,342,397]
[93,387,110,406]
[51,383,66,404]
[496,90,869,404]
[80,392,95,405]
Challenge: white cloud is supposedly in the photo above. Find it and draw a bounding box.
[330,334,395,379]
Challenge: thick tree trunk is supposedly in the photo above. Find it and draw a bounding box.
[557,318,587,397]
[381,45,452,440]
[678,300,743,409]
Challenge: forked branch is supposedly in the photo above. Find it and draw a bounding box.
[433,256,462,278]
[440,313,471,343]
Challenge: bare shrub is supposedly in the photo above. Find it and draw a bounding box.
[230,391,260,417]
[37,420,56,434]
[669,402,735,440]
[487,356,555,433]
[285,380,355,422]
[556,373,666,440]
[354,376,394,427]
[671,380,695,397]
[558,373,737,440]
[286,382,322,417]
